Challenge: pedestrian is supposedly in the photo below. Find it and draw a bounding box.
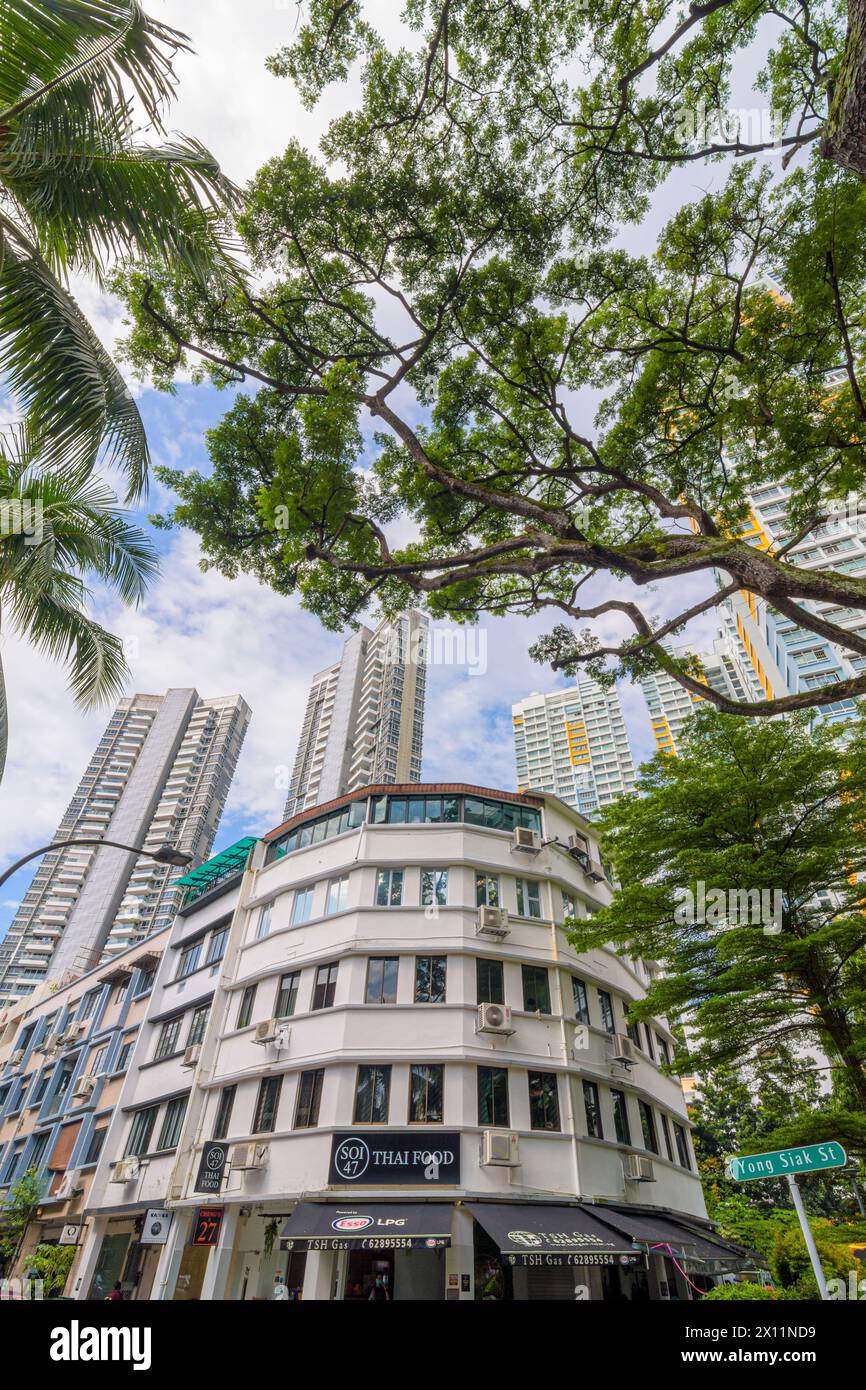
[106,1281,123,1302]
[368,1274,389,1301]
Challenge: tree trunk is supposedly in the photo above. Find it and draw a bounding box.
[822,0,866,176]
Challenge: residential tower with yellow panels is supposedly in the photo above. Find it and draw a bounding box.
[512,680,637,817]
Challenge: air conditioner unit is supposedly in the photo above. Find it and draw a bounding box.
[609,1033,635,1066]
[62,1022,85,1046]
[624,1154,655,1182]
[511,826,540,854]
[481,1130,520,1167]
[56,1168,81,1200]
[587,866,606,883]
[254,1018,280,1045]
[181,1045,201,1069]
[476,1002,515,1036]
[477,906,509,938]
[232,1142,269,1172]
[72,1074,95,1100]
[112,1157,140,1183]
[10,1049,24,1066]
[567,839,590,871]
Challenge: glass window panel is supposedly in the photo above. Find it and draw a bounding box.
[365,957,399,1004]
[528,1071,560,1131]
[354,1065,391,1124]
[611,1089,631,1145]
[476,958,504,1005]
[583,1080,603,1139]
[409,1064,443,1123]
[521,965,551,1014]
[477,1067,509,1127]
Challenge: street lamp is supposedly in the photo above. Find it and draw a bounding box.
[0,838,193,891]
[0,838,194,998]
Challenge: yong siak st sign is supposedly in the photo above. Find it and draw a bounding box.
[328,1131,461,1185]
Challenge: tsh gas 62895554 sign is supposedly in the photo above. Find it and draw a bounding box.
[329,1131,461,1185]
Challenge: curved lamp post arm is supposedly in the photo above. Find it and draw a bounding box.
[0,838,191,892]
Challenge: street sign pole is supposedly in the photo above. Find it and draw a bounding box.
[786,1173,830,1301]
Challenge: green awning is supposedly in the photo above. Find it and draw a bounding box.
[176,837,257,903]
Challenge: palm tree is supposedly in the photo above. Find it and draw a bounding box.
[0,0,236,499]
[0,426,157,781]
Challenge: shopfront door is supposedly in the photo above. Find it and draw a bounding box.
[344,1250,394,1301]
[87,1232,131,1300]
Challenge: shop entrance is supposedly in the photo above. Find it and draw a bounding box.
[173,1244,210,1301]
[87,1232,131,1300]
[343,1250,393,1301]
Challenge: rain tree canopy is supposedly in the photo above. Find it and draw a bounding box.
[116,1,866,715]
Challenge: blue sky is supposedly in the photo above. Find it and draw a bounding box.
[0,0,779,941]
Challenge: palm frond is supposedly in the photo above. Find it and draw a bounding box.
[2,89,239,279]
[0,1,192,131]
[8,568,130,708]
[0,225,150,498]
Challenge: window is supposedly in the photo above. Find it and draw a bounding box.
[213,1085,236,1141]
[516,878,542,918]
[521,964,551,1014]
[657,1035,671,1068]
[643,1027,655,1060]
[582,1080,603,1139]
[187,1004,210,1047]
[528,1071,560,1131]
[638,1099,659,1154]
[627,1019,643,1050]
[325,876,349,915]
[31,1073,50,1105]
[475,873,500,907]
[115,1034,136,1073]
[294,1070,324,1129]
[156,1095,188,1151]
[572,977,590,1025]
[155,1016,182,1061]
[414,956,446,1004]
[597,989,615,1035]
[28,1131,50,1170]
[83,1125,107,1165]
[255,902,273,938]
[375,869,404,906]
[177,941,202,980]
[311,963,338,1010]
[134,968,155,997]
[561,890,577,919]
[206,926,228,965]
[354,1065,391,1124]
[611,1089,631,1145]
[126,1106,157,1157]
[253,1076,282,1133]
[79,990,101,1021]
[674,1122,692,1169]
[659,1112,674,1162]
[365,957,399,1005]
[476,958,504,1005]
[291,888,314,926]
[409,1064,443,1123]
[237,985,256,1029]
[276,972,300,1018]
[421,869,448,907]
[477,1067,509,1127]
[88,1047,107,1077]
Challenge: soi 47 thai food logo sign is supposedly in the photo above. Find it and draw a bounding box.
[329,1132,461,1184]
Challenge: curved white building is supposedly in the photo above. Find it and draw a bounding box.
[74,784,747,1302]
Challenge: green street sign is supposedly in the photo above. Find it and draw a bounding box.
[726,1141,847,1182]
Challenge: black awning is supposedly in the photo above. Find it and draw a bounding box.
[468,1202,636,1265]
[590,1208,746,1265]
[280,1202,452,1251]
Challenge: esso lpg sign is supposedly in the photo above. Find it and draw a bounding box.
[331,1216,375,1233]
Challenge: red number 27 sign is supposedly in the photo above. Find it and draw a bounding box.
[191,1206,224,1247]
